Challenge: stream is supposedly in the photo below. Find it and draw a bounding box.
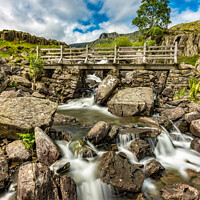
[1,74,200,200]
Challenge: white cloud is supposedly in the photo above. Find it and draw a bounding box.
[170,6,200,27]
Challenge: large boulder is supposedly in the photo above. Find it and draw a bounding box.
[190,119,200,137]
[99,151,144,193]
[0,97,58,139]
[161,107,185,121]
[161,183,199,200]
[94,75,119,105]
[86,121,111,144]
[107,87,154,116]
[6,140,31,162]
[0,57,10,93]
[60,175,77,200]
[17,163,59,200]
[0,89,31,98]
[35,127,60,166]
[0,148,8,191]
[129,139,154,160]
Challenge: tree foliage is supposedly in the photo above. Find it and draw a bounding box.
[132,0,171,30]
[28,55,44,84]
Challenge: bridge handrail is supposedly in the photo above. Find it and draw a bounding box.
[36,42,178,64]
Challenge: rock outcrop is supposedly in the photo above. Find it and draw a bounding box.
[0,58,10,93]
[94,75,119,105]
[35,127,60,166]
[6,140,31,162]
[99,151,144,193]
[190,137,200,153]
[0,97,58,139]
[1,30,67,46]
[17,163,59,200]
[87,121,111,144]
[108,87,154,116]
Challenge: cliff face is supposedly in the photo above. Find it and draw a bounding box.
[161,21,200,56]
[0,30,67,46]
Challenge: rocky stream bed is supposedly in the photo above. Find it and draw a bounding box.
[1,57,200,200]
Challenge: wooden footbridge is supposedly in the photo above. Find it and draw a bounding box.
[36,42,179,71]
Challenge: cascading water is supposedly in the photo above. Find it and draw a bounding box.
[2,74,200,200]
[51,140,114,200]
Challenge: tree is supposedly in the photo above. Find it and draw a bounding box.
[28,55,43,84]
[132,0,171,30]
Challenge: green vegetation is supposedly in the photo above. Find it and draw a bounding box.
[28,55,44,83]
[17,132,35,149]
[0,39,60,60]
[189,78,200,100]
[94,35,156,48]
[178,55,199,66]
[170,20,200,33]
[132,0,171,30]
[9,81,18,88]
[174,87,187,100]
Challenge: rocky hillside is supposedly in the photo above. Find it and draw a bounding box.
[70,20,200,57]
[0,30,67,46]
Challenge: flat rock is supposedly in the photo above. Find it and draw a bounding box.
[99,151,144,193]
[0,90,31,98]
[0,97,58,139]
[87,121,110,144]
[17,163,59,200]
[53,113,76,125]
[32,91,45,99]
[94,75,119,105]
[187,102,200,113]
[161,183,199,200]
[6,140,31,162]
[185,112,200,123]
[0,148,8,191]
[161,107,185,121]
[151,116,173,131]
[190,119,200,137]
[60,175,77,200]
[35,127,60,166]
[107,87,154,116]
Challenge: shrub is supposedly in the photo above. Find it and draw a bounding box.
[189,78,200,100]
[28,55,44,83]
[174,87,187,100]
[112,36,132,47]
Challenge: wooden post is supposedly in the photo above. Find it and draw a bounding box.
[36,46,39,60]
[114,43,117,63]
[174,42,178,63]
[59,45,63,63]
[143,42,146,63]
[85,44,89,63]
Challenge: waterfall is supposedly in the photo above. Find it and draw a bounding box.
[51,140,114,200]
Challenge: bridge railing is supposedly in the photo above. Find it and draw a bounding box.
[36,42,178,65]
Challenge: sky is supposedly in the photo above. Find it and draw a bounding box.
[0,0,200,44]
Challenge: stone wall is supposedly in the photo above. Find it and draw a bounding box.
[120,70,168,94]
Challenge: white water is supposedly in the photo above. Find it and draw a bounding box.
[57,74,117,118]
[51,141,114,200]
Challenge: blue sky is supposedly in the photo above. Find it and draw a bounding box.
[0,0,200,44]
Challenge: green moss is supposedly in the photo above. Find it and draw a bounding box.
[178,55,199,66]
[17,132,35,149]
